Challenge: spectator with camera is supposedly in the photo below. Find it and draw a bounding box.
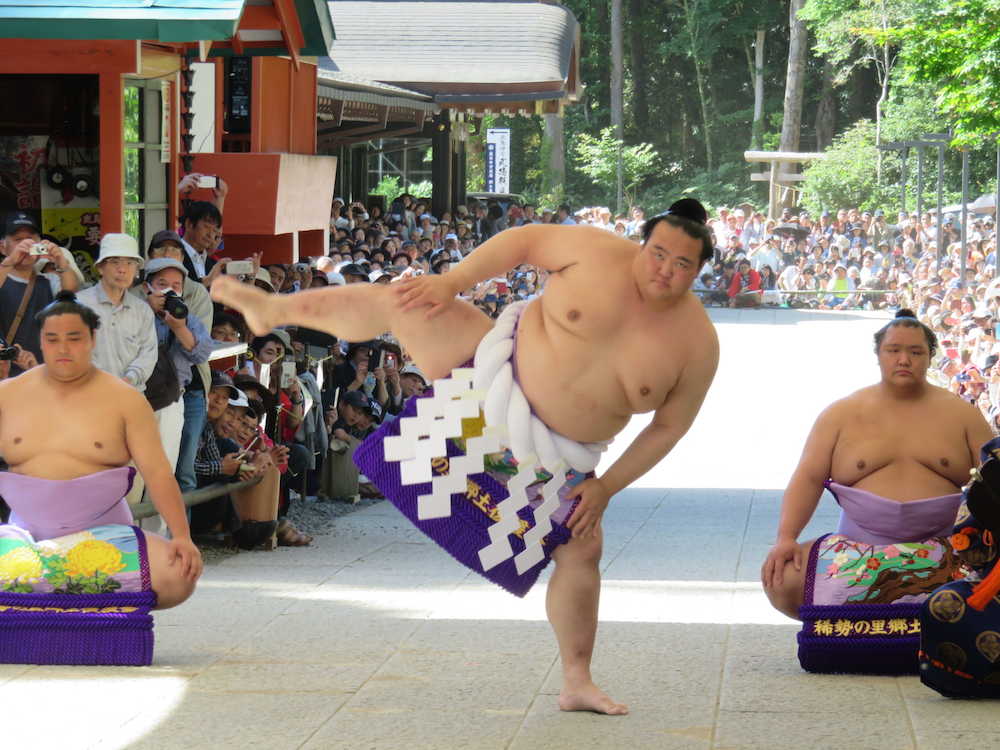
[141,258,214,476]
[0,212,80,375]
[142,230,219,493]
[76,233,157,391]
[177,200,223,283]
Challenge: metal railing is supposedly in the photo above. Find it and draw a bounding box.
[131,476,263,520]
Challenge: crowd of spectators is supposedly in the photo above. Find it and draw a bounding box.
[3,180,999,550]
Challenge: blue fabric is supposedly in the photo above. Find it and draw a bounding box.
[176,389,206,493]
[153,312,213,390]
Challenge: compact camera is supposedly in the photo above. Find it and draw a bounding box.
[280,361,297,389]
[162,290,189,319]
[0,337,17,361]
[198,175,217,189]
[29,243,48,256]
[226,260,255,276]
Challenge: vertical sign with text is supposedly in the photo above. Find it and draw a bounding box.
[485,128,511,193]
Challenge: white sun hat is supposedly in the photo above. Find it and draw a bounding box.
[96,233,144,266]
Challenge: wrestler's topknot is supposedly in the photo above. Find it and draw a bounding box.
[35,290,101,334]
[873,308,937,357]
[641,198,714,264]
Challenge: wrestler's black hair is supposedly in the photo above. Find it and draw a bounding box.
[34,290,101,334]
[873,308,938,357]
[641,199,714,264]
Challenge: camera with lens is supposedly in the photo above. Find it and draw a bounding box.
[162,290,188,319]
[0,337,18,361]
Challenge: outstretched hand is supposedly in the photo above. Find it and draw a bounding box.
[565,477,612,539]
[394,275,456,319]
[167,537,203,582]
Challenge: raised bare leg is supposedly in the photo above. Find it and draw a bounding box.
[211,276,493,379]
[547,529,628,715]
[761,538,815,620]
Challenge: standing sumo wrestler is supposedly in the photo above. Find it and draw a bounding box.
[212,198,719,714]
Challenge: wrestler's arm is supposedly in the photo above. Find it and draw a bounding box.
[775,406,839,542]
[400,225,628,304]
[760,405,840,587]
[121,387,192,541]
[962,398,994,466]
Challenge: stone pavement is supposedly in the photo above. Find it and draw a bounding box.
[4,308,1000,749]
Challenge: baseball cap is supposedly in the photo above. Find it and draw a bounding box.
[369,269,391,283]
[228,388,250,409]
[342,389,381,418]
[143,256,185,278]
[340,263,370,281]
[325,271,346,286]
[399,363,427,384]
[4,211,40,236]
[253,267,275,292]
[210,370,239,398]
[148,229,184,255]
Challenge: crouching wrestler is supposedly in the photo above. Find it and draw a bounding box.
[762,309,993,673]
[0,292,202,610]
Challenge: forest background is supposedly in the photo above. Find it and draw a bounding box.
[436,0,1000,217]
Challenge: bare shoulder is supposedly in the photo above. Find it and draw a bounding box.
[816,387,870,426]
[88,369,148,410]
[0,366,40,403]
[929,383,990,422]
[678,296,719,369]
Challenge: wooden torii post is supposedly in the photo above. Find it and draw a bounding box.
[744,150,826,220]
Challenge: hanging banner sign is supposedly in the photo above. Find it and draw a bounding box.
[485,128,511,193]
[160,80,172,163]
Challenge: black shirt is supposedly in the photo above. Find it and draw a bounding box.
[0,274,54,375]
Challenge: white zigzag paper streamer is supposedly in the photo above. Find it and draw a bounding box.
[478,453,537,571]
[514,462,567,574]
[381,301,613,576]
[383,368,480,488]
[417,426,502,520]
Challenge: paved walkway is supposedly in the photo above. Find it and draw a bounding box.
[4,308,999,749]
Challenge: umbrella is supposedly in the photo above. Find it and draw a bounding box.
[772,222,810,240]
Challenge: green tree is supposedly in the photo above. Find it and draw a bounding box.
[900,0,1000,144]
[799,120,899,213]
[799,0,915,176]
[573,127,660,206]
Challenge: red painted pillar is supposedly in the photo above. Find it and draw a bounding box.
[99,72,124,234]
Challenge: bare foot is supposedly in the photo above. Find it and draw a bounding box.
[210,276,278,335]
[558,682,629,715]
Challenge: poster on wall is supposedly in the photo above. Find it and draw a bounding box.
[0,135,46,215]
[40,144,101,280]
[0,135,101,279]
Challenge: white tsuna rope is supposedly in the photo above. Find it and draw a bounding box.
[384,300,610,571]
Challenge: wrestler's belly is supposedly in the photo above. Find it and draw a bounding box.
[9,453,126,482]
[841,459,963,502]
[513,331,629,444]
